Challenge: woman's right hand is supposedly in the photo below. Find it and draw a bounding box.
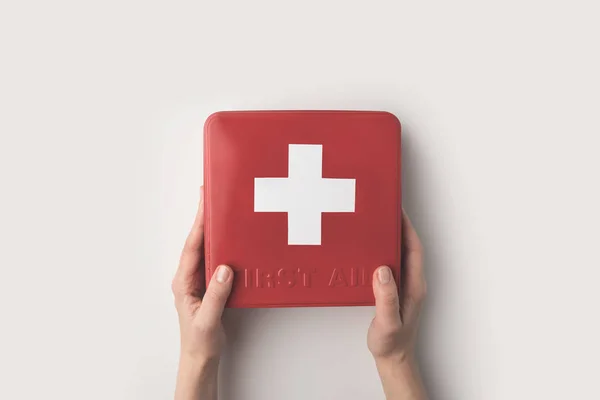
[368,210,428,399]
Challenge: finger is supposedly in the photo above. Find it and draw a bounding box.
[373,266,402,327]
[198,265,233,328]
[401,210,426,319]
[402,209,422,254]
[173,187,205,295]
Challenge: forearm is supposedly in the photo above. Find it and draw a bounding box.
[375,356,428,400]
[175,356,219,400]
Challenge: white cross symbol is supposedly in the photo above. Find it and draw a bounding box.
[254,144,356,245]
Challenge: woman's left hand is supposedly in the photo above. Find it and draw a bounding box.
[172,187,234,400]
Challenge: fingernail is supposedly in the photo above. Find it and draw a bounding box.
[378,266,391,284]
[216,265,230,283]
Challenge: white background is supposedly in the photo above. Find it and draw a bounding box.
[1,1,599,399]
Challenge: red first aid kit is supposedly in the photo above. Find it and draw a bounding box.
[204,110,402,308]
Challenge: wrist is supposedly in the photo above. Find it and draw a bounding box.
[175,355,219,400]
[375,353,417,377]
[375,350,415,368]
[375,354,427,400]
[178,353,219,379]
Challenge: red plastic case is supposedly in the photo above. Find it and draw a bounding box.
[204,110,401,308]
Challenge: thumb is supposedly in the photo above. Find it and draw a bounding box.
[198,265,234,327]
[373,266,402,327]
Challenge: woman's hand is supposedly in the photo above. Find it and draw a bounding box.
[172,187,233,400]
[368,210,428,400]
